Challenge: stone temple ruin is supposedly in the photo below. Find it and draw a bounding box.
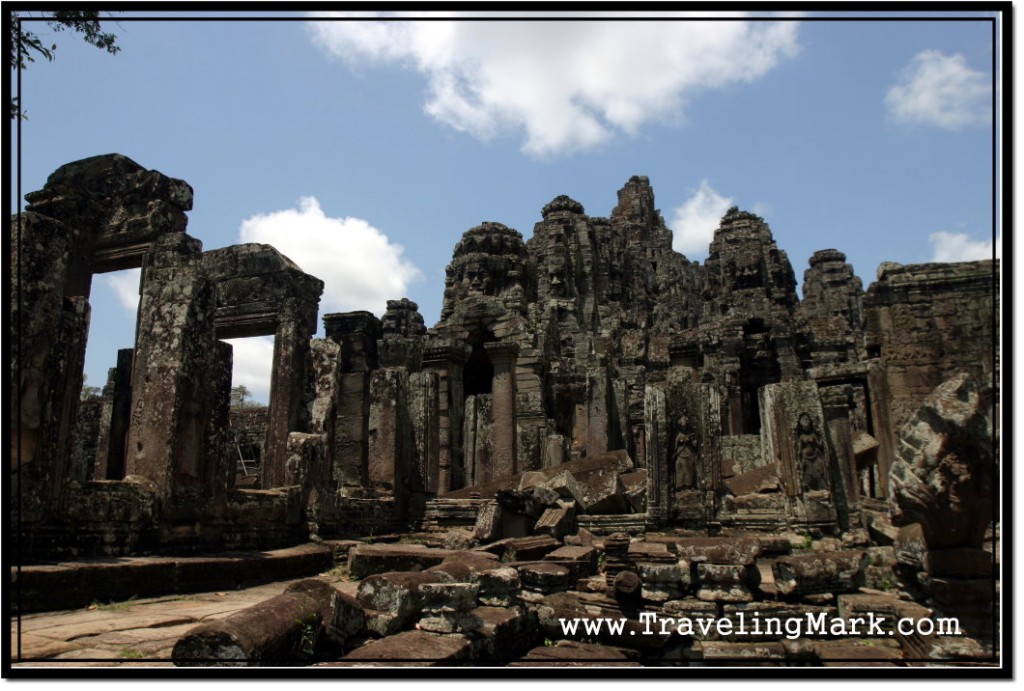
[11,154,999,667]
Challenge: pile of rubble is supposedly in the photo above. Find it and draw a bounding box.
[169,515,993,667]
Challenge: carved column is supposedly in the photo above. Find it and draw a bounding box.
[586,361,610,456]
[485,341,519,482]
[324,312,381,493]
[411,370,439,495]
[644,385,668,524]
[125,235,216,497]
[11,212,90,520]
[422,342,470,494]
[821,385,859,525]
[263,300,314,489]
[367,368,410,493]
[867,362,897,499]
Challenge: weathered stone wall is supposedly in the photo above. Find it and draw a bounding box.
[864,260,998,429]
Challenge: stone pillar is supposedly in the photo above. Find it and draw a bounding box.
[422,342,470,494]
[204,341,235,506]
[485,342,519,481]
[463,394,492,486]
[308,339,342,438]
[411,370,440,495]
[11,212,91,520]
[699,384,724,493]
[124,234,218,497]
[324,312,381,494]
[644,385,668,524]
[569,383,588,456]
[514,348,546,474]
[867,362,897,499]
[367,368,410,494]
[721,358,743,435]
[262,302,314,488]
[94,348,134,480]
[821,385,859,527]
[586,362,610,455]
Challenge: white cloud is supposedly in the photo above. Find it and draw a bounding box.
[224,336,275,403]
[669,180,734,259]
[886,50,991,129]
[309,13,800,157]
[928,230,999,263]
[239,196,422,316]
[103,268,142,313]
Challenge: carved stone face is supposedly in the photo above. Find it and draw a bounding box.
[735,257,763,289]
[798,412,813,433]
[463,262,494,296]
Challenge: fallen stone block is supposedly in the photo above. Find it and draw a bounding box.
[348,543,455,579]
[723,464,781,496]
[172,579,338,666]
[418,611,484,634]
[518,562,572,594]
[773,550,867,597]
[469,606,538,663]
[285,579,365,646]
[618,469,648,513]
[574,470,630,515]
[336,630,474,666]
[836,592,901,630]
[484,534,562,562]
[508,641,640,667]
[443,529,477,551]
[660,537,762,566]
[544,545,599,576]
[356,571,446,633]
[472,502,502,543]
[638,560,690,603]
[841,528,870,549]
[426,551,501,582]
[534,504,575,540]
[627,540,675,564]
[496,486,560,519]
[612,570,642,603]
[419,582,479,613]
[816,638,903,666]
[862,506,900,546]
[541,470,587,504]
[695,563,758,603]
[363,610,404,638]
[697,640,787,663]
[476,566,521,607]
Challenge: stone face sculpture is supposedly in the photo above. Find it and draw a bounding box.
[439,222,530,321]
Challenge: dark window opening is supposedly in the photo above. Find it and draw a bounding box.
[463,331,496,397]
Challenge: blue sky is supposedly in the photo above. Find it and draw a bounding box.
[11,10,1001,402]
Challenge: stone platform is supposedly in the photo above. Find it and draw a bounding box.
[11,542,334,614]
